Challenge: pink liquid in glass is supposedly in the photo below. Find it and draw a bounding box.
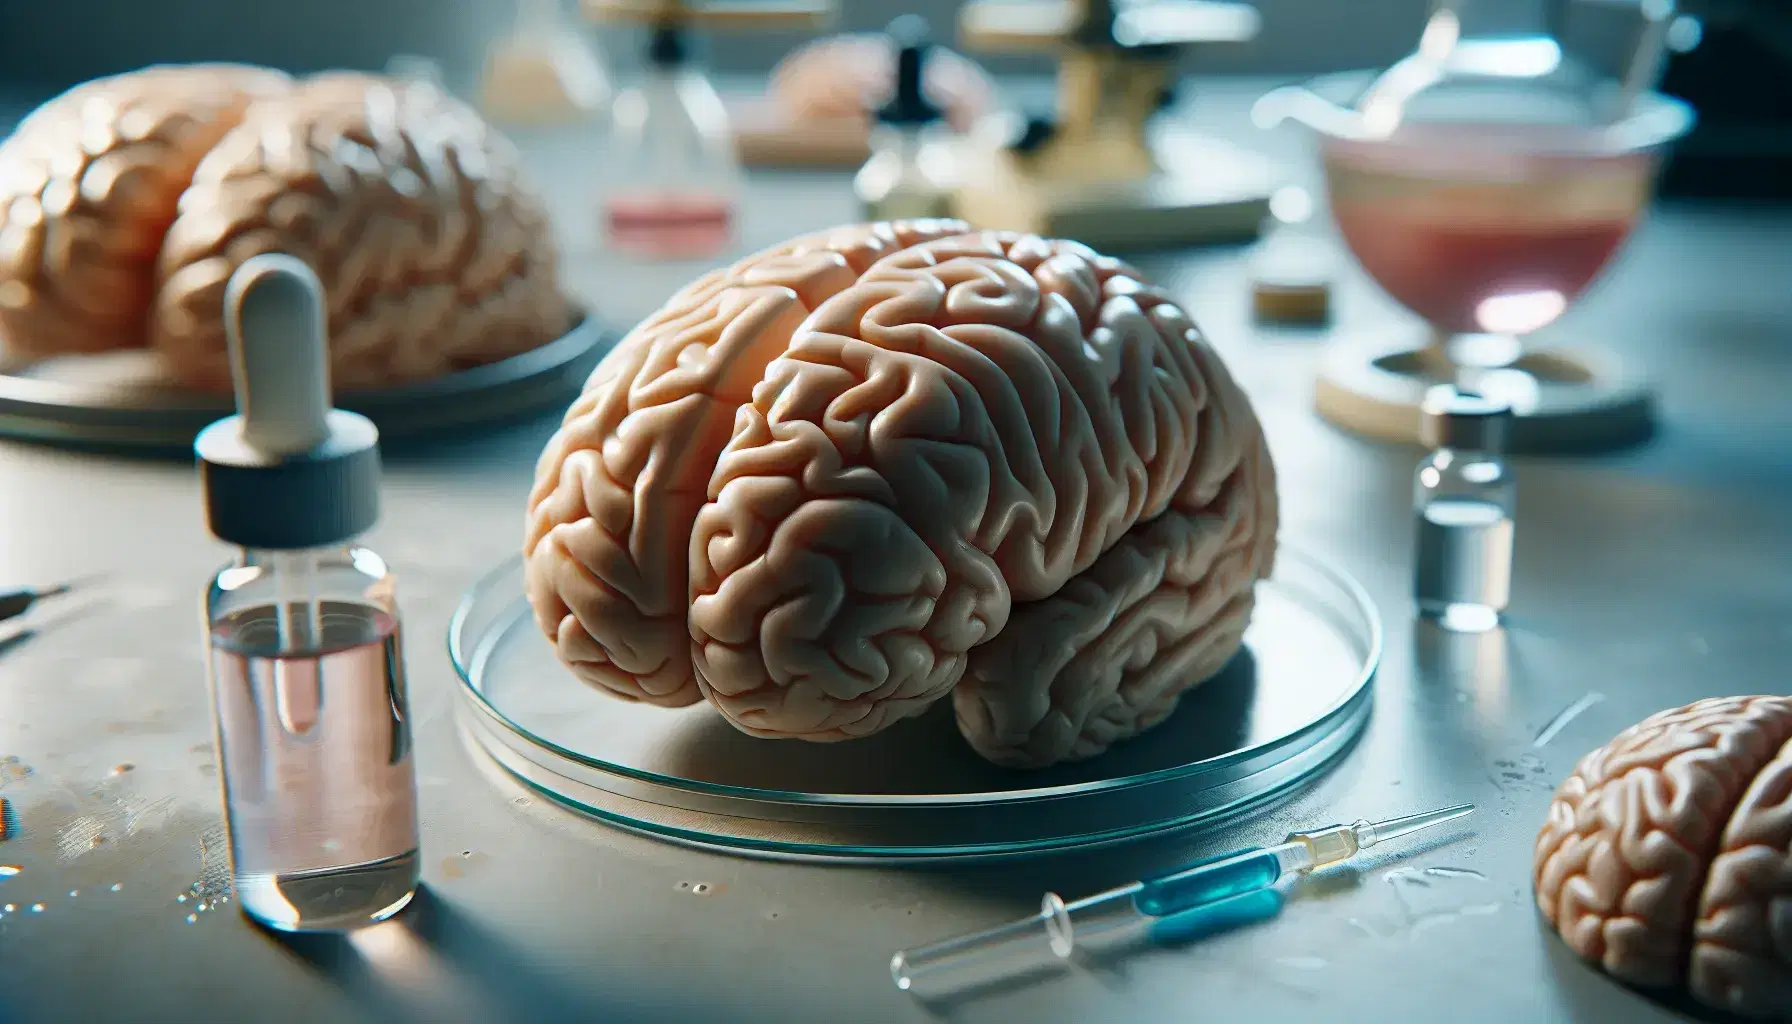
[1333,205,1632,334]
[604,191,735,260]
[1324,147,1653,335]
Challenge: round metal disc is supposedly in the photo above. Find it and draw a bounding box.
[451,545,1381,863]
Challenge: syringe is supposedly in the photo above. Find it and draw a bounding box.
[891,803,1475,998]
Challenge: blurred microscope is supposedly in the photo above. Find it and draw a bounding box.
[952,0,1280,249]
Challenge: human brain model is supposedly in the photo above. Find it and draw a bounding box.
[524,221,1278,768]
[0,65,566,390]
[0,64,288,358]
[1534,695,1792,1019]
[153,72,566,391]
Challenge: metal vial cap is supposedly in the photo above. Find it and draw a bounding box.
[1418,385,1512,452]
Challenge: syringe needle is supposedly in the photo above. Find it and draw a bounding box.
[1359,802,1476,848]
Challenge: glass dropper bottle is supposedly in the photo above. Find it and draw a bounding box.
[195,255,419,932]
[854,16,958,222]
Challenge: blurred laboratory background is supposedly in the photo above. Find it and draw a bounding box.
[1,0,1674,81]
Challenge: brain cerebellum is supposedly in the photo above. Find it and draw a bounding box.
[524,221,1278,766]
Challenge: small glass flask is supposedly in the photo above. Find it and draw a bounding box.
[196,255,419,932]
[1413,385,1516,633]
[480,0,611,126]
[601,22,739,260]
[855,16,958,222]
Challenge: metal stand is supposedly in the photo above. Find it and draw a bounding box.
[1313,328,1655,453]
[953,0,1278,248]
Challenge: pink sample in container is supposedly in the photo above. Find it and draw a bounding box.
[604,190,736,260]
[1253,0,1696,452]
[601,23,741,260]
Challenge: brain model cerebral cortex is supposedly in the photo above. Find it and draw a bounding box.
[153,72,567,391]
[0,64,289,358]
[0,65,566,390]
[1534,695,1792,1020]
[524,220,1278,769]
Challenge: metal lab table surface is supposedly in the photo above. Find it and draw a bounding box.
[4,102,1792,1024]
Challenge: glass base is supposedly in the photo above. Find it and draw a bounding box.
[1419,602,1504,634]
[1315,327,1655,454]
[239,850,420,933]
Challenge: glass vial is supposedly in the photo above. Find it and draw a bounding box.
[1413,385,1515,633]
[205,546,418,931]
[480,0,610,125]
[601,23,739,260]
[856,124,957,221]
[855,17,957,222]
[1248,185,1334,326]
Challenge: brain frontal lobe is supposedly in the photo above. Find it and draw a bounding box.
[523,221,973,707]
[526,223,1277,763]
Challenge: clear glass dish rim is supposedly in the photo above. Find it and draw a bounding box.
[1259,70,1696,156]
[447,544,1383,808]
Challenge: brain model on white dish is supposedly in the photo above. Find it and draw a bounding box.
[524,220,1278,769]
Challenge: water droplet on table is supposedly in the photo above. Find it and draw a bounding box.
[0,865,20,880]
[186,913,198,924]
[1423,866,1487,881]
[109,883,122,892]
[29,903,43,913]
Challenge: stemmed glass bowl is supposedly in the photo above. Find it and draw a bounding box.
[1255,22,1694,451]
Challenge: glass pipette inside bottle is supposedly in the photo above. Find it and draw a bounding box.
[891,802,1475,999]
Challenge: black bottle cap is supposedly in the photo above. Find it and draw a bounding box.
[876,16,945,127]
[648,22,688,67]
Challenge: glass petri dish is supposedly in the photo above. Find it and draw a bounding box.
[450,545,1380,863]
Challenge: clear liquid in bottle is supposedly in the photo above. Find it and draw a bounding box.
[208,599,418,932]
[1414,497,1514,633]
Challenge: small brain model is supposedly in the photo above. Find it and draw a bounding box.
[1534,694,1792,1019]
[153,72,567,391]
[0,64,566,390]
[769,35,995,133]
[525,221,1278,769]
[0,64,288,357]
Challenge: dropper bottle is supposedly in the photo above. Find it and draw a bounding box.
[195,255,419,933]
[854,16,958,222]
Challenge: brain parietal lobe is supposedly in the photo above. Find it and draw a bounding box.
[0,64,290,357]
[1534,695,1792,1018]
[524,221,1277,768]
[151,72,566,391]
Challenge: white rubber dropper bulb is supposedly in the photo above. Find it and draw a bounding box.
[224,254,333,457]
